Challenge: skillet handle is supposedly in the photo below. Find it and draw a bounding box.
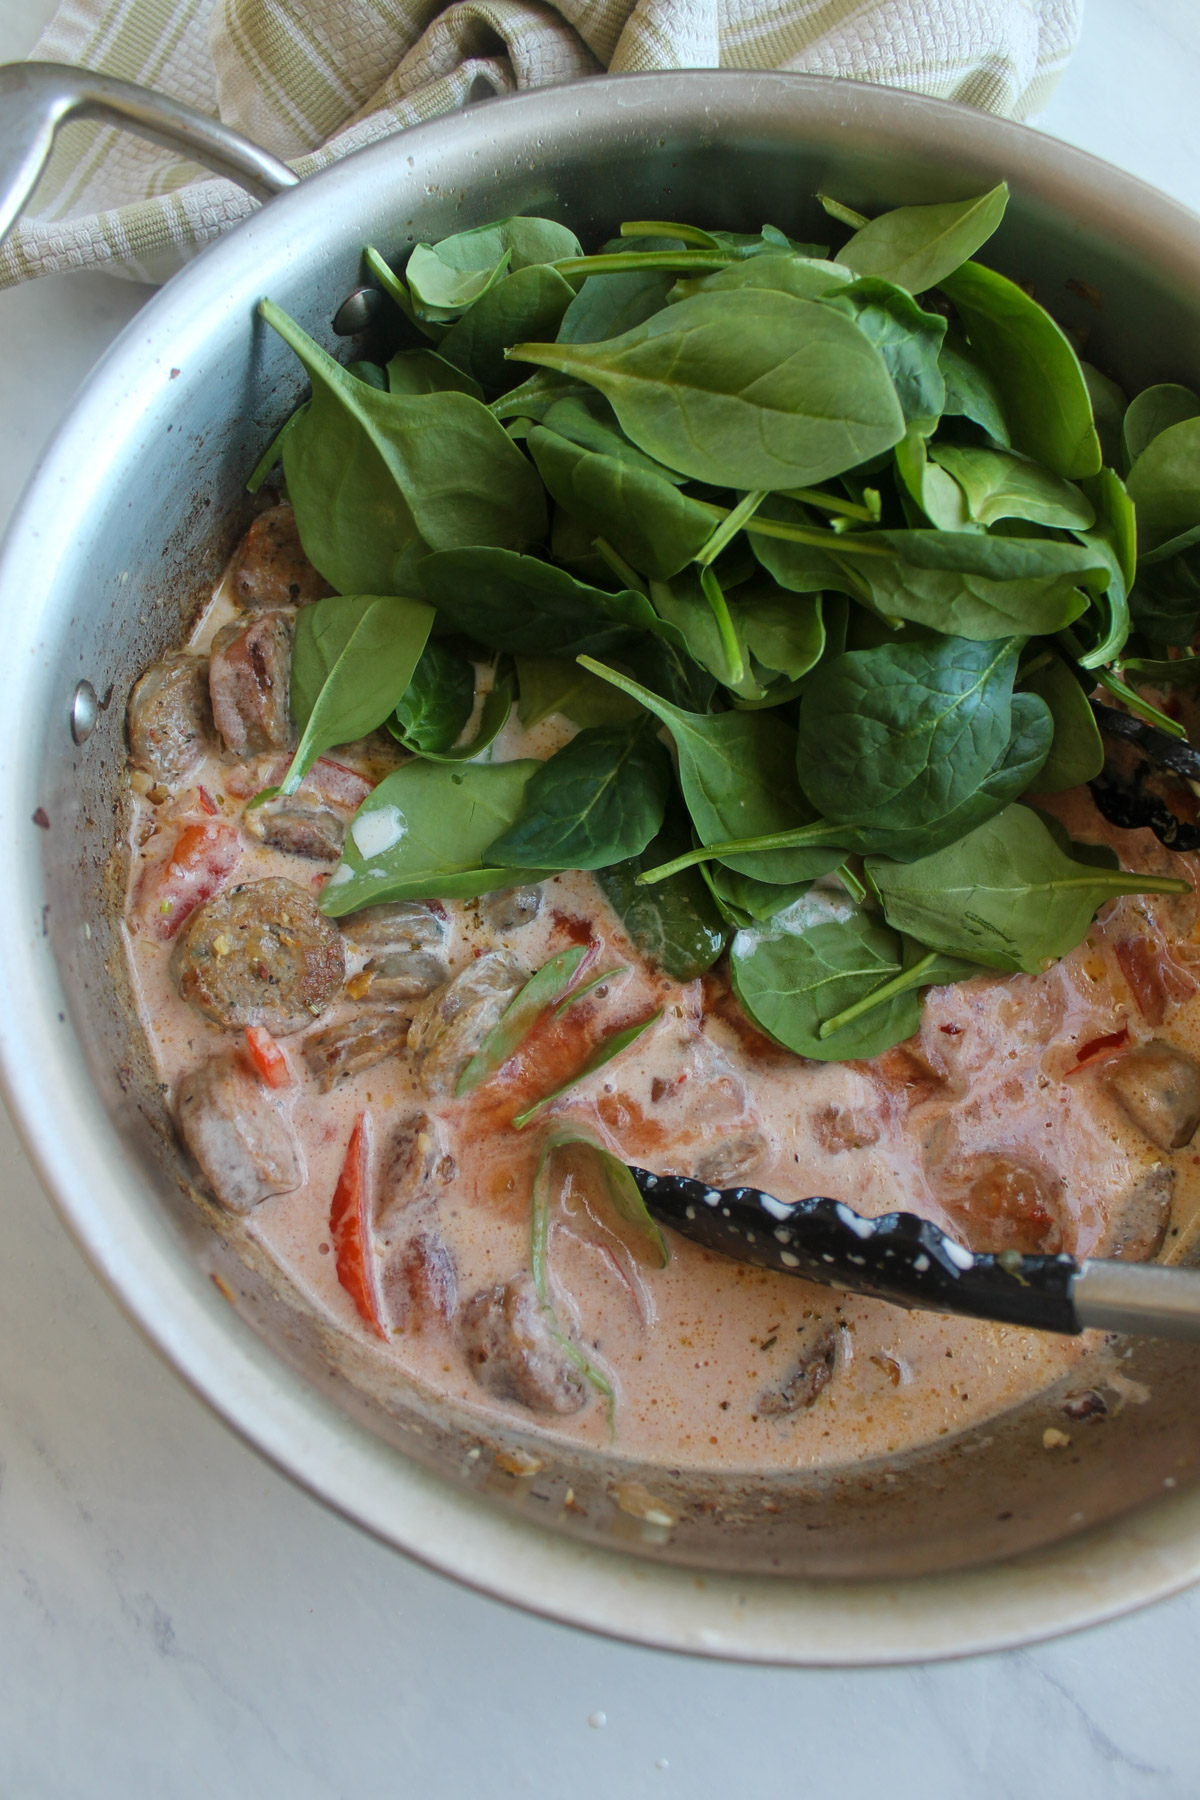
[0,60,298,249]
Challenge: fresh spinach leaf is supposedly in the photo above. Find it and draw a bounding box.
[457,947,590,1095]
[829,527,1102,638]
[894,427,973,531]
[390,638,475,754]
[405,240,511,322]
[939,336,1010,444]
[930,445,1095,530]
[579,657,842,883]
[557,267,674,345]
[746,496,858,595]
[1019,653,1104,790]
[1080,362,1126,468]
[526,425,714,579]
[345,360,388,391]
[437,264,576,390]
[1121,382,1200,470]
[385,348,484,399]
[510,288,905,490]
[866,804,1189,974]
[516,656,642,729]
[487,722,672,869]
[401,665,514,763]
[417,548,672,659]
[822,277,947,427]
[320,759,549,915]
[512,1012,663,1128]
[595,805,728,980]
[835,183,1009,294]
[939,262,1102,480]
[795,635,1019,830]
[405,216,582,323]
[728,890,922,1061]
[635,690,1053,878]
[673,253,851,302]
[1125,414,1200,554]
[701,861,811,928]
[260,300,546,593]
[282,593,433,794]
[538,392,687,483]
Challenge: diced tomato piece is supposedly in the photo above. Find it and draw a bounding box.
[137,820,239,941]
[329,1114,387,1340]
[305,758,373,810]
[243,1024,291,1089]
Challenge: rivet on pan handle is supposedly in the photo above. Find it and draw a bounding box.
[0,60,298,250]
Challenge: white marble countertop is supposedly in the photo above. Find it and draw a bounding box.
[3,3,1200,1793]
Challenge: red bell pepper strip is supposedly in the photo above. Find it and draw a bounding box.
[329,1114,387,1339]
[243,1024,291,1089]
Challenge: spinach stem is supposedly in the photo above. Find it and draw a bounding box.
[592,536,649,595]
[692,498,895,557]
[1092,664,1188,739]
[696,490,767,567]
[818,952,940,1039]
[637,822,837,884]
[777,485,880,523]
[835,862,866,903]
[699,565,746,686]
[619,220,720,248]
[817,193,871,229]
[551,250,741,278]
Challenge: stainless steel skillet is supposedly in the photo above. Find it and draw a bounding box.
[3,59,1200,1662]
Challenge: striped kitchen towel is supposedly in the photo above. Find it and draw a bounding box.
[1,0,1083,287]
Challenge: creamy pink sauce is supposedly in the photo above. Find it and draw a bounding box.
[121,571,1200,1474]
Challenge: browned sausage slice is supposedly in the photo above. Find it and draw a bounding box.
[233,502,328,609]
[1106,1040,1200,1150]
[244,795,345,862]
[339,901,447,955]
[175,1052,302,1213]
[127,653,212,784]
[460,1275,587,1414]
[210,612,295,757]
[172,877,344,1034]
[378,1110,457,1229]
[302,1009,410,1091]
[407,953,526,1096]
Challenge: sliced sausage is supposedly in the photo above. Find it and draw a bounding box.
[1106,1040,1200,1150]
[1097,1163,1174,1262]
[175,1051,301,1213]
[692,1131,768,1187]
[209,611,295,757]
[339,901,447,955]
[351,950,448,1005]
[812,1104,881,1153]
[134,820,240,941]
[302,1009,410,1091]
[758,1326,840,1416]
[407,953,526,1096]
[480,885,543,932]
[244,795,344,862]
[378,1110,457,1229]
[460,1275,587,1414]
[172,877,344,1034]
[381,1222,458,1331]
[127,653,211,784]
[233,502,328,609]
